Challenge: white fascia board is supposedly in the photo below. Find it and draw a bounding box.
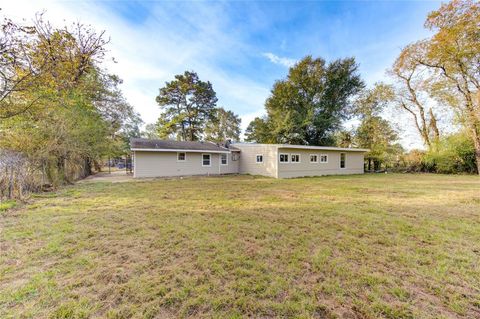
[277,145,369,152]
[233,143,368,152]
[131,148,230,153]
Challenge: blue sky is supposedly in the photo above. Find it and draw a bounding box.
[4,0,442,148]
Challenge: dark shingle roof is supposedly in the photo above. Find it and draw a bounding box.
[130,138,231,152]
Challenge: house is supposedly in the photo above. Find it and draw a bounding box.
[130,138,368,178]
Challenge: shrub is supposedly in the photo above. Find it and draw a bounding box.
[425,132,477,174]
[398,132,477,174]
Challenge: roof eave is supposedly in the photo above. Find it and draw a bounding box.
[131,148,231,153]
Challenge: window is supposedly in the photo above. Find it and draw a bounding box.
[232,153,239,161]
[202,154,211,167]
[310,154,318,163]
[291,154,300,163]
[220,153,228,165]
[256,154,263,163]
[279,153,289,163]
[177,152,186,162]
[340,153,346,168]
[320,155,328,163]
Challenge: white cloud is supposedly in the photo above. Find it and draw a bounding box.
[262,52,296,68]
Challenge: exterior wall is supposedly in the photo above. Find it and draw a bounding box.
[276,148,364,178]
[233,144,278,178]
[133,151,238,178]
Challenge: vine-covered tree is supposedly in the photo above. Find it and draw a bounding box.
[155,71,217,141]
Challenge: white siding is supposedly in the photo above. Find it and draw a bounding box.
[233,144,278,178]
[277,148,364,178]
[133,151,238,178]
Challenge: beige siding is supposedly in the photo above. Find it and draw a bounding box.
[133,151,238,178]
[233,144,278,178]
[277,148,364,178]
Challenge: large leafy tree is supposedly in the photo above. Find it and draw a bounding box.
[0,14,108,119]
[423,0,480,174]
[392,0,479,173]
[0,14,138,187]
[205,107,241,143]
[155,71,217,141]
[256,56,364,145]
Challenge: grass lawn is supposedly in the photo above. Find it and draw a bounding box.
[1,174,479,318]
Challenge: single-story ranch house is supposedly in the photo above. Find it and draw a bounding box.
[131,138,368,179]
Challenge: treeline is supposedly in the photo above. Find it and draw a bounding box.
[242,0,479,174]
[149,1,478,175]
[0,15,141,199]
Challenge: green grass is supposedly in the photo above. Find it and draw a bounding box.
[0,200,16,212]
[1,174,479,318]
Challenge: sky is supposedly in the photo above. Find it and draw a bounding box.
[3,0,443,149]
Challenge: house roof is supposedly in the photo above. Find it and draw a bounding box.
[233,143,369,152]
[130,138,231,153]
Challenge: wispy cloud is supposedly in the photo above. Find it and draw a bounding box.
[262,52,296,68]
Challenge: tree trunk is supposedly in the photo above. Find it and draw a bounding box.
[476,92,480,175]
[8,166,14,199]
[84,157,93,177]
[472,127,480,175]
[429,108,440,145]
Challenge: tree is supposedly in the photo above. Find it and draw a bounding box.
[334,130,354,148]
[205,107,241,143]
[392,0,479,173]
[244,116,274,143]
[422,0,480,174]
[155,71,217,141]
[256,56,364,145]
[0,17,42,119]
[142,123,161,139]
[0,13,137,191]
[353,84,400,170]
[390,43,441,149]
[356,116,399,171]
[0,14,108,119]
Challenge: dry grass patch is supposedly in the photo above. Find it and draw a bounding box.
[1,173,479,318]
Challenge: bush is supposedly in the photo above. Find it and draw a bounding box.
[424,133,477,174]
[398,132,477,174]
[398,150,428,172]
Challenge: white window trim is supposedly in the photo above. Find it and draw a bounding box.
[177,152,186,162]
[279,153,289,163]
[340,153,346,169]
[291,154,301,163]
[255,154,264,164]
[202,153,211,167]
[309,154,318,163]
[220,153,228,165]
[320,154,328,164]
